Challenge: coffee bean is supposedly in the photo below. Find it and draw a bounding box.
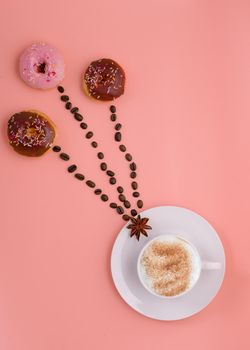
[61,95,69,102]
[86,131,93,139]
[131,209,137,217]
[52,145,61,152]
[101,194,108,201]
[97,152,104,159]
[115,123,122,130]
[65,102,72,110]
[124,201,131,208]
[117,186,124,193]
[130,172,137,179]
[137,200,143,208]
[130,162,137,171]
[75,173,85,181]
[100,162,107,171]
[110,105,116,113]
[91,141,98,148]
[119,144,126,152]
[122,214,130,221]
[110,114,117,122]
[57,86,64,93]
[119,194,126,202]
[133,191,140,197]
[115,132,122,142]
[110,203,117,208]
[94,189,102,195]
[131,181,138,190]
[106,170,115,177]
[74,113,83,121]
[109,177,116,185]
[86,180,95,188]
[125,153,132,161]
[71,107,79,114]
[60,153,70,161]
[80,122,88,129]
[68,164,77,173]
[116,206,124,215]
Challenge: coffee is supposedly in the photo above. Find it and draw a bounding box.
[138,236,200,297]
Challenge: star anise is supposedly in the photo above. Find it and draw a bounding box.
[127,215,152,241]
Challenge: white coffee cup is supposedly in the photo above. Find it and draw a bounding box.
[137,235,221,298]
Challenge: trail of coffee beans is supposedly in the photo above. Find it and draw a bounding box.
[52,86,145,220]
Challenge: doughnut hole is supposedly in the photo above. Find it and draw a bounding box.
[25,127,41,139]
[35,62,46,74]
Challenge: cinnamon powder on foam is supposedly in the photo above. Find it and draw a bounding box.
[141,241,192,297]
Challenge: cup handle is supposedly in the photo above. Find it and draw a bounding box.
[202,261,221,270]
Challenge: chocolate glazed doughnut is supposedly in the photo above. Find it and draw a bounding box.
[7,110,56,156]
[83,58,125,101]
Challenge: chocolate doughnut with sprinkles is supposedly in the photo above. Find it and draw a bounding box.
[83,58,125,101]
[7,110,56,156]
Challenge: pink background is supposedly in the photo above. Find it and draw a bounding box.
[0,0,250,349]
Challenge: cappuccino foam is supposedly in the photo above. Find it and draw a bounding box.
[139,236,200,297]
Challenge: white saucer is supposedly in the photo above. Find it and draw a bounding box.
[111,206,225,320]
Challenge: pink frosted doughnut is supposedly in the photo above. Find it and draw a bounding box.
[19,42,65,89]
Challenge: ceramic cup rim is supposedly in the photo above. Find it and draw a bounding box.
[137,234,202,299]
